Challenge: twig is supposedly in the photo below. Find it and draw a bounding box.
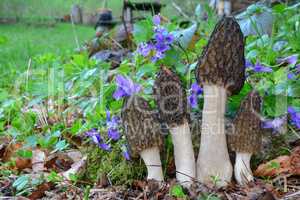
[171,1,190,19]
[70,13,80,49]
[282,191,300,199]
[122,0,132,49]
[25,58,32,91]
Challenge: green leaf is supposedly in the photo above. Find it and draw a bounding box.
[117,62,132,74]
[16,149,33,159]
[133,19,153,43]
[54,140,69,152]
[24,135,38,148]
[47,171,63,183]
[268,161,280,170]
[227,83,252,116]
[136,63,158,79]
[170,185,186,198]
[70,120,82,135]
[13,175,30,191]
[272,4,287,14]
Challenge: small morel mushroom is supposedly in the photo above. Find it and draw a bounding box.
[154,66,195,187]
[121,96,164,181]
[195,16,245,187]
[229,91,262,185]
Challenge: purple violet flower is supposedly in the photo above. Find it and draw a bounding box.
[137,42,153,57]
[136,15,174,63]
[113,75,141,100]
[106,110,121,141]
[288,106,300,129]
[277,55,298,66]
[108,128,120,141]
[151,51,165,62]
[123,150,130,161]
[99,143,111,151]
[253,62,273,73]
[122,145,131,160]
[85,128,101,144]
[263,117,286,131]
[296,64,300,74]
[191,82,203,95]
[189,94,198,108]
[188,82,203,108]
[153,15,161,26]
[85,129,111,151]
[288,106,296,115]
[245,59,253,68]
[287,72,296,80]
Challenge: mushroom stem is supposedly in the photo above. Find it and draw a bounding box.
[140,147,164,181]
[169,119,196,187]
[234,152,253,185]
[197,85,232,187]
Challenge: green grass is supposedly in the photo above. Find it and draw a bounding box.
[0,0,197,20]
[0,23,95,88]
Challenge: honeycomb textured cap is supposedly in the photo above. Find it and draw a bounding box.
[228,90,262,153]
[196,16,245,96]
[121,96,163,158]
[153,67,188,127]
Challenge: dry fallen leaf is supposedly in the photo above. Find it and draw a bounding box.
[254,147,300,177]
[254,156,291,177]
[28,182,54,200]
[60,156,87,181]
[290,147,300,175]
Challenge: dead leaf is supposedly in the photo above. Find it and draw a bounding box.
[65,150,82,163]
[98,173,109,188]
[15,157,32,170]
[60,156,87,181]
[45,153,73,172]
[254,156,291,177]
[290,147,300,175]
[28,182,54,200]
[3,142,23,162]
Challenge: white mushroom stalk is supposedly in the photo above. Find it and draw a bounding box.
[195,17,246,187]
[120,92,164,182]
[140,147,164,181]
[228,90,262,185]
[234,152,253,185]
[197,85,232,187]
[169,119,195,187]
[154,67,196,187]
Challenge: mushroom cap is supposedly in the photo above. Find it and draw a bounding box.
[153,67,188,127]
[228,90,262,153]
[195,16,245,96]
[121,96,163,158]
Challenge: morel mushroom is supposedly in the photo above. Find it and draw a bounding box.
[121,96,164,181]
[154,67,195,187]
[229,91,262,185]
[195,16,245,187]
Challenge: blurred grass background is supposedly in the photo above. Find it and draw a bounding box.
[0,0,200,20]
[0,0,200,87]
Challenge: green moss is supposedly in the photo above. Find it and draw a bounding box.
[83,144,146,186]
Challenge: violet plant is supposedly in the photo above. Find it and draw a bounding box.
[137,14,174,62]
[188,82,203,108]
[288,106,300,129]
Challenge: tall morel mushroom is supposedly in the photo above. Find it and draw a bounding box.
[121,96,164,181]
[195,16,245,187]
[154,66,195,187]
[229,90,262,185]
